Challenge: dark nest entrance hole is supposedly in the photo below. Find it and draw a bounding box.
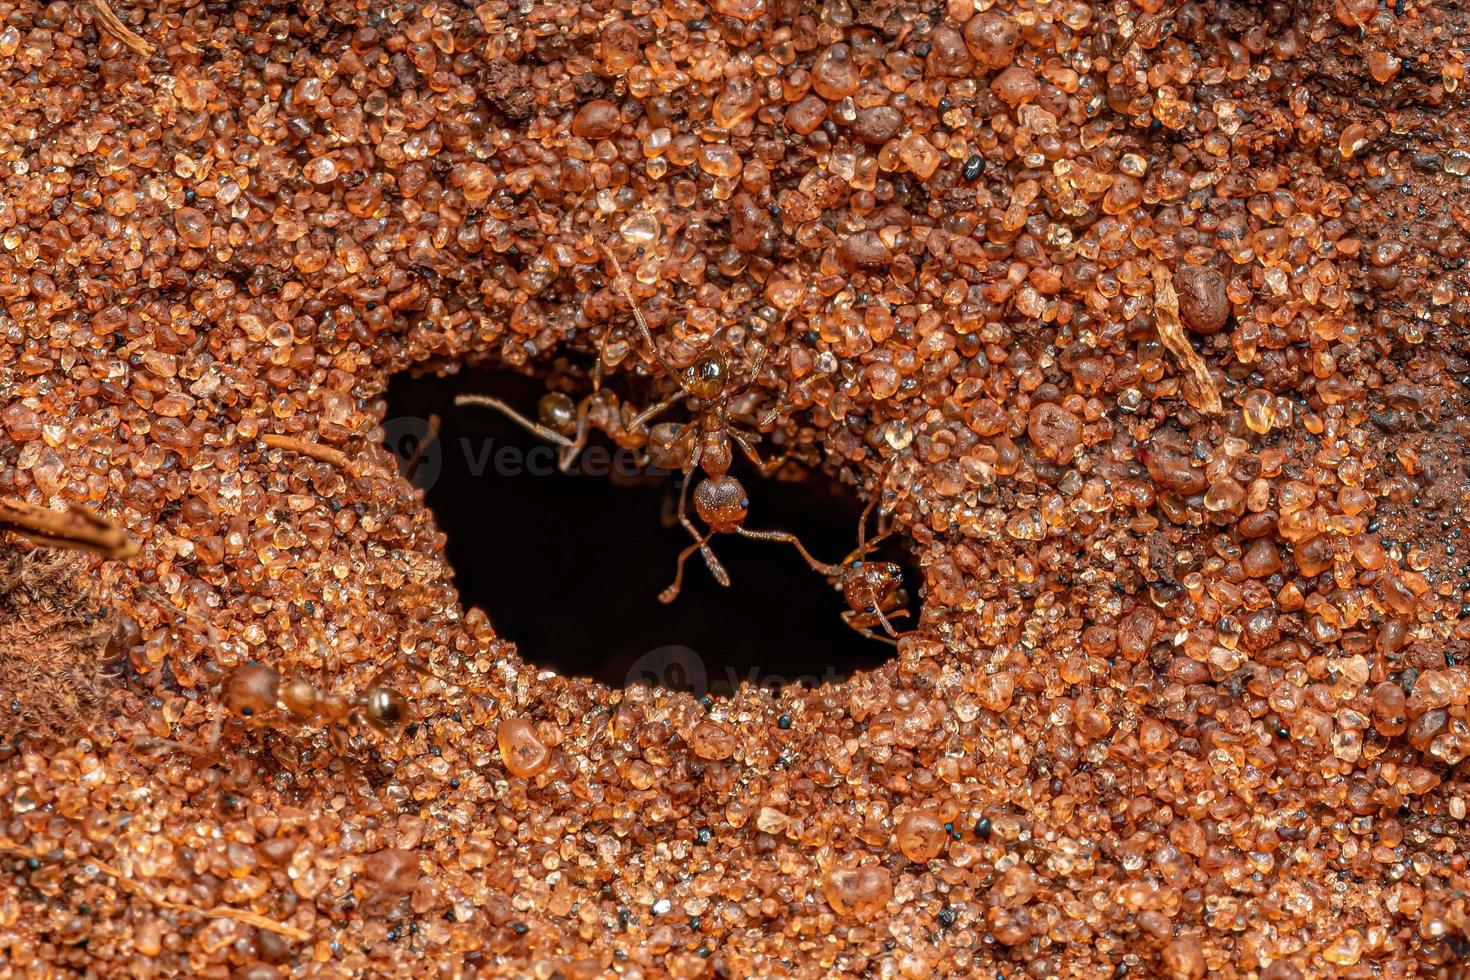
[384,366,918,696]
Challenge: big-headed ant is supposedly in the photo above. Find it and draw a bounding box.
[138,659,422,758]
[220,661,410,735]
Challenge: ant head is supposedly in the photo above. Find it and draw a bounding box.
[224,663,280,718]
[363,685,411,733]
[694,474,749,532]
[841,561,904,607]
[683,350,727,400]
[537,391,577,436]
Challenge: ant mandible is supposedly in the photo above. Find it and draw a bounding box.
[596,244,837,603]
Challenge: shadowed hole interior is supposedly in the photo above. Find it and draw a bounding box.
[384,367,917,694]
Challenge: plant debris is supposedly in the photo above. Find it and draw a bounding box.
[89,0,154,57]
[0,548,121,742]
[0,498,138,559]
[1152,264,1224,415]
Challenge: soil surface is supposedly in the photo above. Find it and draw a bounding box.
[2,0,1470,976]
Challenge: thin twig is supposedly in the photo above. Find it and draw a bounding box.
[0,840,309,941]
[0,498,138,559]
[91,0,154,56]
[598,242,681,380]
[1151,264,1223,415]
[260,434,351,469]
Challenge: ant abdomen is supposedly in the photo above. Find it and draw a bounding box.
[364,686,410,730]
[537,392,578,436]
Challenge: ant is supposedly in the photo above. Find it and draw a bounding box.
[594,244,840,603]
[130,588,434,756]
[454,372,687,476]
[219,661,409,735]
[825,467,914,643]
[138,660,421,757]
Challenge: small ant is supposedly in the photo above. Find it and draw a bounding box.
[131,589,429,755]
[138,660,420,758]
[826,470,914,643]
[454,381,684,475]
[221,661,410,735]
[595,245,840,603]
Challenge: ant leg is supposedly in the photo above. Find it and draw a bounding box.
[840,611,899,646]
[674,473,729,587]
[728,428,790,477]
[728,342,771,400]
[557,400,595,473]
[758,375,813,429]
[135,712,224,757]
[842,609,920,645]
[855,477,881,556]
[838,524,899,567]
[663,439,728,586]
[734,527,842,576]
[660,532,718,604]
[871,603,906,639]
[454,394,576,448]
[629,389,689,431]
[852,454,901,556]
[746,305,803,425]
[727,301,793,399]
[592,332,609,391]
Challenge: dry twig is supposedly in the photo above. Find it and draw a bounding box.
[0,499,138,559]
[1151,264,1223,414]
[91,0,154,56]
[0,840,309,940]
[260,434,351,469]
